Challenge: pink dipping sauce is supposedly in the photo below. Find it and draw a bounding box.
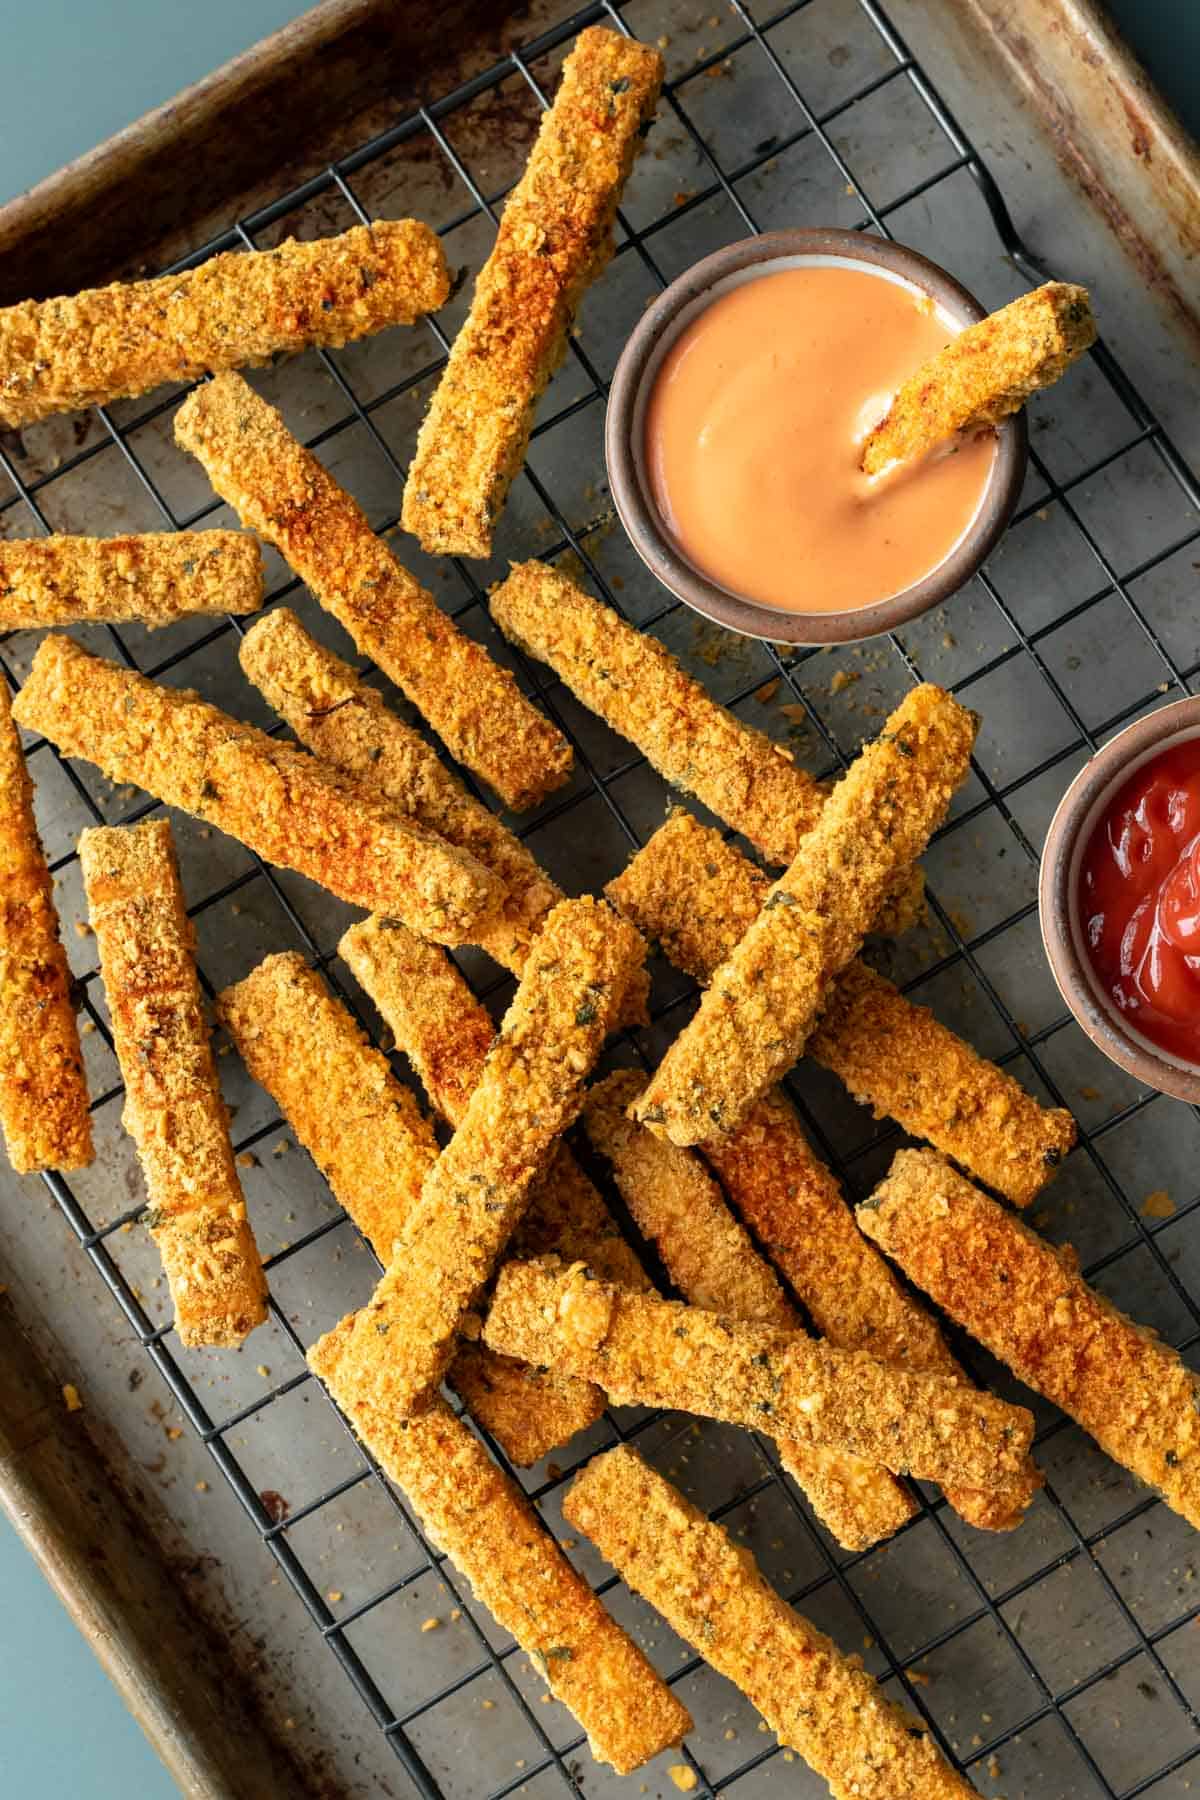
[643,264,996,614]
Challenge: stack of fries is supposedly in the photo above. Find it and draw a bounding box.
[0,23,1149,1798]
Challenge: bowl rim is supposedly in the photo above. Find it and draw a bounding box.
[1039,693,1200,1103]
[604,225,1028,646]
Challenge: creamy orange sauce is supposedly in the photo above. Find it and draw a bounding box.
[643,263,996,615]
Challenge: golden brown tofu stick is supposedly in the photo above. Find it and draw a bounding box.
[491,563,825,865]
[812,962,1076,1207]
[584,1072,915,1551]
[565,1448,973,1800]
[80,821,265,1346]
[240,607,561,973]
[401,30,663,559]
[609,809,1075,1205]
[607,812,1044,1528]
[311,1321,691,1773]
[0,532,262,631]
[331,899,645,1421]
[861,282,1095,477]
[704,1090,1039,1533]
[175,374,570,813]
[12,635,502,943]
[635,685,978,1145]
[0,220,449,429]
[486,1258,1034,1490]
[860,1150,1200,1531]
[0,683,91,1172]
[339,913,647,1288]
[218,950,598,1463]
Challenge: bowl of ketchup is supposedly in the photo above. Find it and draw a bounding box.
[1041,697,1200,1101]
[605,227,1027,645]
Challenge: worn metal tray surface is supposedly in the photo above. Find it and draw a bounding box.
[2,2,1200,1797]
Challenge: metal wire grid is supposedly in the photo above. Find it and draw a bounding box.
[2,0,1200,1794]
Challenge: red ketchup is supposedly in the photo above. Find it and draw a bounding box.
[1078,737,1200,1062]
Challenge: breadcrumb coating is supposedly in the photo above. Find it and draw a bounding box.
[401,30,663,558]
[0,682,91,1173]
[565,1448,973,1799]
[0,531,262,631]
[0,220,449,429]
[241,608,562,972]
[634,686,978,1144]
[331,899,646,1420]
[491,564,824,864]
[486,1258,1034,1490]
[311,1323,691,1773]
[860,1150,1200,1531]
[705,1089,1039,1533]
[175,373,570,812]
[13,635,502,942]
[861,282,1095,476]
[812,962,1076,1207]
[80,821,264,1346]
[584,1072,915,1551]
[339,913,648,1290]
[609,809,1072,1207]
[606,811,1042,1528]
[219,950,599,1465]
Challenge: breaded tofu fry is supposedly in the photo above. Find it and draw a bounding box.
[0,220,449,428]
[565,1448,973,1800]
[401,30,663,559]
[705,1089,1040,1533]
[331,899,645,1420]
[241,608,561,973]
[584,1073,915,1551]
[0,532,262,631]
[0,683,91,1173]
[486,1259,1034,1489]
[340,912,648,1289]
[609,809,1073,1208]
[80,821,264,1346]
[635,686,978,1145]
[218,952,439,1260]
[176,373,570,813]
[12,635,501,942]
[862,282,1095,476]
[491,564,824,864]
[860,1150,1200,1531]
[812,963,1076,1207]
[219,951,600,1464]
[311,1322,691,1773]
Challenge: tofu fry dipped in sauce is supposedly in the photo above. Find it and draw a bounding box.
[176,373,571,813]
[311,1323,692,1773]
[584,1071,916,1552]
[219,952,600,1465]
[0,682,91,1173]
[0,532,262,631]
[860,1150,1200,1531]
[486,1257,1034,1492]
[635,684,978,1144]
[12,635,503,943]
[0,220,449,428]
[240,608,562,973]
[80,821,265,1347]
[565,1448,973,1799]
[329,898,645,1421]
[402,30,663,558]
[862,281,1095,477]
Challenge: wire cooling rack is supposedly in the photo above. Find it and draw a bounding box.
[3,1,1200,1795]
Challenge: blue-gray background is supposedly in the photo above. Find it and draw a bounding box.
[0,4,1195,1797]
